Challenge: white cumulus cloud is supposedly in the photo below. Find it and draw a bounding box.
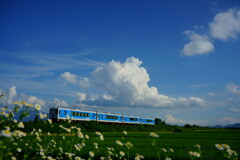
[7,85,17,104]
[90,57,205,108]
[79,77,90,88]
[76,92,87,102]
[182,30,214,56]
[209,8,240,41]
[225,83,240,95]
[165,114,185,124]
[52,98,69,107]
[0,85,18,105]
[21,95,45,106]
[165,114,208,125]
[61,72,78,84]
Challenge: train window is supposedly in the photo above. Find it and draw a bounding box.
[146,120,153,122]
[129,118,138,121]
[106,115,118,119]
[59,111,61,114]
[64,111,67,115]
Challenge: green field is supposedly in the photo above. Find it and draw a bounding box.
[1,127,239,160]
[0,104,239,160]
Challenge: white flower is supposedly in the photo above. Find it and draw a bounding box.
[222,144,230,150]
[11,156,17,160]
[18,122,24,128]
[1,130,12,137]
[165,158,172,160]
[35,104,41,111]
[89,151,94,157]
[17,148,22,152]
[120,151,125,156]
[116,140,123,146]
[95,131,102,136]
[161,148,167,152]
[78,132,84,138]
[215,144,224,150]
[75,156,81,160]
[65,152,75,158]
[195,144,201,149]
[85,135,89,139]
[193,152,200,157]
[39,113,45,119]
[125,142,133,149]
[100,135,104,141]
[47,119,52,124]
[149,132,159,138]
[123,131,127,135]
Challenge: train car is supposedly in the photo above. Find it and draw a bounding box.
[141,118,155,125]
[97,112,123,123]
[123,115,141,124]
[50,107,97,122]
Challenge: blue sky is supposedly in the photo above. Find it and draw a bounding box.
[1,0,240,126]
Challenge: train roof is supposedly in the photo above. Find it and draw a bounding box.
[53,107,96,113]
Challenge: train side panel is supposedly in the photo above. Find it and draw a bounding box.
[58,108,96,121]
[141,118,155,125]
[123,116,141,124]
[97,112,123,123]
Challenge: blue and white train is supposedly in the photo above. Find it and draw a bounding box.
[49,107,155,125]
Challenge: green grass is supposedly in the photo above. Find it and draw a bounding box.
[1,104,239,160]
[1,129,239,160]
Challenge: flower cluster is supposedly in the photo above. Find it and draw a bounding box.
[215,144,238,159]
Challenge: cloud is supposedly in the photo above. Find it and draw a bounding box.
[0,85,46,110]
[79,78,90,88]
[225,83,240,95]
[7,85,17,104]
[218,116,240,125]
[209,8,240,41]
[182,30,214,56]
[88,57,205,108]
[229,108,240,113]
[165,114,185,124]
[61,72,78,84]
[52,98,69,107]
[208,92,218,96]
[181,8,240,56]
[0,85,17,105]
[76,92,87,102]
[165,114,208,125]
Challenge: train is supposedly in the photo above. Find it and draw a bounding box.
[49,107,155,125]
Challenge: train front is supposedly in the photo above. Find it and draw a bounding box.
[49,108,59,122]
